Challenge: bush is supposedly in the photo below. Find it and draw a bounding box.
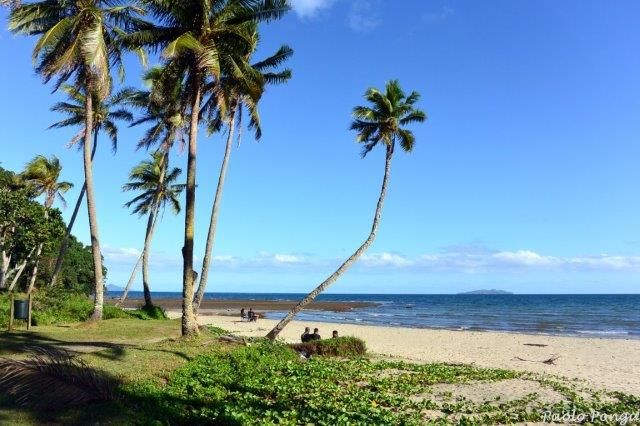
[103,304,168,321]
[31,289,93,326]
[290,336,367,357]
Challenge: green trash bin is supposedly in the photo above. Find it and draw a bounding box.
[14,299,28,320]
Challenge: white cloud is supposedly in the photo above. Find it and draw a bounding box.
[289,0,337,18]
[423,5,455,23]
[103,247,141,263]
[348,0,381,33]
[361,252,413,268]
[102,245,640,275]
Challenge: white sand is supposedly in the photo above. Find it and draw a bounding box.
[170,312,640,394]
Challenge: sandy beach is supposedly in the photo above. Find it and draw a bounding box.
[168,312,640,394]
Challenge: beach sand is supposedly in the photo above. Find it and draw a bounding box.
[168,311,640,394]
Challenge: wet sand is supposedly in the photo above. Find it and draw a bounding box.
[118,297,376,313]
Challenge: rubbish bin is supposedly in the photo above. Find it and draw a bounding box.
[14,299,28,320]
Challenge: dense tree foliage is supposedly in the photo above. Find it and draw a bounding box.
[0,165,103,295]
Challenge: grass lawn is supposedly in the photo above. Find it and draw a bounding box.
[0,319,638,425]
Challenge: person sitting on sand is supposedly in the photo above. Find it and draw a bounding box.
[301,327,311,342]
[240,308,246,320]
[332,330,339,339]
[310,328,321,341]
[248,308,257,322]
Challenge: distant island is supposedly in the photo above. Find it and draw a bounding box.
[458,289,513,295]
[106,284,125,292]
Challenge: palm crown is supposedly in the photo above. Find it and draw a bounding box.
[123,152,184,216]
[49,85,133,152]
[351,80,427,157]
[22,155,73,208]
[9,0,143,97]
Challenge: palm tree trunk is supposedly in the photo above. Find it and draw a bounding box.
[116,253,143,306]
[27,198,53,294]
[84,91,105,322]
[266,144,395,340]
[142,204,159,308]
[49,134,98,287]
[181,75,202,336]
[193,111,236,315]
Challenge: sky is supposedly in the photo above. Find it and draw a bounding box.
[1,0,640,294]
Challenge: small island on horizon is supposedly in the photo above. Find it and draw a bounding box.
[457,289,514,295]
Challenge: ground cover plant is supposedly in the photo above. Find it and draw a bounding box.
[0,320,639,425]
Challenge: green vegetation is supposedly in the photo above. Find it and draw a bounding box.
[0,320,638,425]
[290,336,367,357]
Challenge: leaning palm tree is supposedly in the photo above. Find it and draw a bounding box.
[10,0,142,320]
[266,81,427,340]
[48,85,132,287]
[123,152,184,308]
[192,37,293,314]
[21,155,73,293]
[128,0,289,335]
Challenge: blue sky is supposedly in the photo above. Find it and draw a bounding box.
[1,0,640,294]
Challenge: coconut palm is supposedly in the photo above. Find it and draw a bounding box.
[123,152,184,308]
[48,85,133,287]
[10,0,143,320]
[192,38,293,314]
[21,155,73,293]
[115,65,189,306]
[266,81,427,340]
[128,0,289,335]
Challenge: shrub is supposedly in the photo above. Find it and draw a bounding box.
[103,304,168,321]
[290,336,367,357]
[31,289,93,326]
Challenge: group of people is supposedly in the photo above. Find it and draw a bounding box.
[240,308,257,322]
[300,327,339,342]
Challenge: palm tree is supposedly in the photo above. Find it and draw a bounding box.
[128,0,289,335]
[266,81,427,340]
[114,65,189,307]
[192,38,293,315]
[21,155,73,293]
[48,85,132,287]
[123,152,184,308]
[10,0,142,320]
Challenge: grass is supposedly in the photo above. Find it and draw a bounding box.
[290,336,367,357]
[0,318,638,425]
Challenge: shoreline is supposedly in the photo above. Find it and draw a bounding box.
[169,311,640,394]
[118,297,376,312]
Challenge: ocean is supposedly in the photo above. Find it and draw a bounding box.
[109,292,640,339]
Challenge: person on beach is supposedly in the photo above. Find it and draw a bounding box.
[310,328,321,341]
[332,330,339,339]
[301,327,311,342]
[240,308,246,320]
[248,308,257,322]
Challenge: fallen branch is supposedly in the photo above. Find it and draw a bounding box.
[513,354,560,365]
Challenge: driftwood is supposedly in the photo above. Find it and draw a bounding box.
[513,354,560,365]
[523,343,548,347]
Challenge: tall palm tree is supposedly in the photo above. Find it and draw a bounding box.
[116,66,189,306]
[129,0,289,335]
[48,85,132,287]
[123,152,184,308]
[266,81,427,340]
[21,155,73,293]
[192,38,293,315]
[10,0,142,320]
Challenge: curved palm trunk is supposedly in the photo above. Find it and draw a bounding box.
[49,134,98,287]
[193,111,236,315]
[181,77,202,336]
[116,253,143,306]
[142,200,162,307]
[266,144,394,340]
[84,90,105,322]
[27,196,54,294]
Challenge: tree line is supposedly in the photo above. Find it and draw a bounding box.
[3,0,425,339]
